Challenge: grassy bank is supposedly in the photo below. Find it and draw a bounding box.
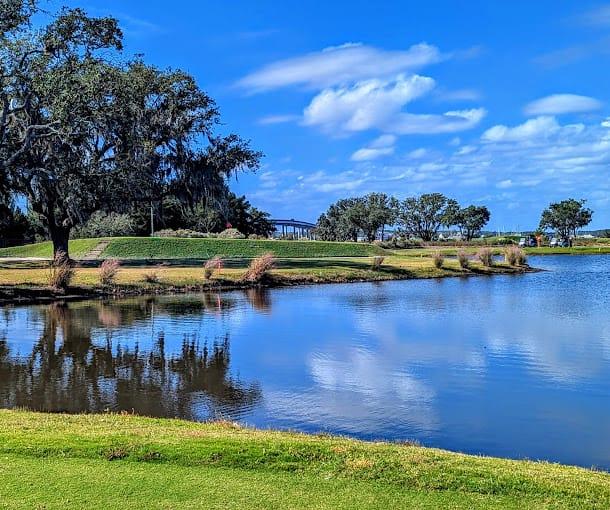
[0,255,532,303]
[0,410,607,509]
[0,237,386,259]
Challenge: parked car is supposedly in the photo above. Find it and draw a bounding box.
[550,237,570,248]
[518,236,537,247]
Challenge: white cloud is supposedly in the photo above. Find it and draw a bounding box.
[303,74,435,133]
[351,147,394,162]
[236,42,442,92]
[258,114,300,125]
[302,75,485,136]
[497,179,513,189]
[351,134,397,161]
[408,148,428,159]
[389,108,486,135]
[524,94,603,116]
[482,116,561,142]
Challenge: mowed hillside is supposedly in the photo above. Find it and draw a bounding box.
[0,237,387,259]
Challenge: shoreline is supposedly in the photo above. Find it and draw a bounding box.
[0,262,537,306]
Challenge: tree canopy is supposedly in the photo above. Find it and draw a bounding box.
[1,2,261,257]
[539,199,593,240]
[397,193,459,242]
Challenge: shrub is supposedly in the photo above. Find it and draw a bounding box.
[432,251,444,269]
[142,270,160,283]
[242,253,275,282]
[218,228,245,239]
[248,234,268,240]
[505,246,527,266]
[99,259,120,285]
[457,250,470,269]
[203,256,223,280]
[72,211,135,238]
[477,247,494,267]
[48,251,75,291]
[154,228,209,238]
[371,255,385,270]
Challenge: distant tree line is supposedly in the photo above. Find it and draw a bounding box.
[316,192,491,242]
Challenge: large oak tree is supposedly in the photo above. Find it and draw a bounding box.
[1,1,261,258]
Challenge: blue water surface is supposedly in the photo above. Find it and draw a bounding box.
[1,255,608,469]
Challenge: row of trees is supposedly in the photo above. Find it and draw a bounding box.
[316,193,491,242]
[0,1,263,258]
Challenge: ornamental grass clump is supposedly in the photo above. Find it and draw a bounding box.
[47,251,74,291]
[371,256,385,271]
[457,250,470,269]
[242,253,275,283]
[432,251,444,269]
[142,269,160,284]
[98,259,120,285]
[204,256,223,280]
[505,246,527,266]
[477,247,494,267]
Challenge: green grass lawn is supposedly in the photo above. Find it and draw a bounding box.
[0,410,608,510]
[0,237,386,259]
[0,238,102,258]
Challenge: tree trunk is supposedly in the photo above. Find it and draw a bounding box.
[49,224,71,261]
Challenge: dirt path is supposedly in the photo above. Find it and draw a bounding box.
[82,240,111,260]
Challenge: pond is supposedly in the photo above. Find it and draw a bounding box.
[0,255,609,469]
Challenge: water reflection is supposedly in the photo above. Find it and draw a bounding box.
[0,297,261,420]
[0,259,609,470]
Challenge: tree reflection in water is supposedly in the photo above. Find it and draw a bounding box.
[0,296,261,421]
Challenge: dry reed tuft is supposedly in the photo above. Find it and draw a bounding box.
[48,251,74,290]
[432,251,444,269]
[457,250,470,269]
[371,256,385,271]
[203,256,224,280]
[99,259,120,285]
[242,253,275,282]
[505,246,527,266]
[477,247,494,267]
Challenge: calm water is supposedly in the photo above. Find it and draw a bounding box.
[1,255,609,469]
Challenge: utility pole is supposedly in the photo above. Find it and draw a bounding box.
[150,202,154,237]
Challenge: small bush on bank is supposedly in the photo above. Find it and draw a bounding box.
[477,247,494,267]
[505,246,527,266]
[203,256,223,280]
[72,211,135,238]
[371,255,385,270]
[142,269,160,283]
[432,251,444,269]
[154,228,210,238]
[248,234,268,240]
[218,228,246,239]
[242,253,275,282]
[48,251,74,291]
[99,259,120,285]
[457,250,470,269]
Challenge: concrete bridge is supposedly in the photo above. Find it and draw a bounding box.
[270,219,316,239]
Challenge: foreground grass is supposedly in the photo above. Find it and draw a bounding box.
[0,410,607,509]
[0,237,385,259]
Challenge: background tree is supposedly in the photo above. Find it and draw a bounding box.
[539,199,593,241]
[316,198,360,242]
[398,193,458,241]
[346,193,398,242]
[453,205,491,241]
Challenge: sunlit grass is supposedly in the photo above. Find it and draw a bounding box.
[0,410,607,509]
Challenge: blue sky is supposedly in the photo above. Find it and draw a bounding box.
[51,0,610,229]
